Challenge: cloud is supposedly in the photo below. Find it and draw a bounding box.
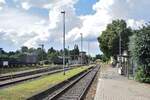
[65,0,150,55]
[0,8,50,48]
[67,0,149,42]
[21,2,31,10]
[0,0,150,55]
[16,0,50,9]
[67,0,150,42]
[0,0,5,10]
[66,0,112,44]
[0,0,81,49]
[0,0,5,3]
[47,0,81,43]
[127,19,145,29]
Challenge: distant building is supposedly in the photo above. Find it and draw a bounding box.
[21,52,38,64]
[67,51,88,65]
[54,51,88,65]
[78,51,88,64]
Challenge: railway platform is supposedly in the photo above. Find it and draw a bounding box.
[94,65,150,100]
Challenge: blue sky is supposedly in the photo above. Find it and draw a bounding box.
[75,0,97,15]
[0,0,149,56]
[0,0,101,56]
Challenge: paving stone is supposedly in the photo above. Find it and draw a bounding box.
[94,65,150,100]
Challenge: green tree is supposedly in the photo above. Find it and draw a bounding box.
[48,52,59,64]
[129,25,150,83]
[98,19,132,59]
[21,46,28,53]
[70,44,79,60]
[28,48,36,53]
[95,54,102,59]
[47,47,59,63]
[48,47,56,54]
[94,54,109,62]
[36,48,47,61]
[0,48,9,60]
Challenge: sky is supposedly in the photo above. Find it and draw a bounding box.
[0,0,149,56]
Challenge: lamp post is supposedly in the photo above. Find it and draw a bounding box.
[88,41,90,65]
[119,29,122,68]
[0,48,2,75]
[80,33,83,65]
[117,27,123,74]
[61,11,66,75]
[68,46,70,67]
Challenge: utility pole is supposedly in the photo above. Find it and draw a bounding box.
[0,48,2,58]
[80,33,83,65]
[119,30,122,68]
[61,11,66,75]
[88,41,90,65]
[0,48,2,75]
[68,46,70,67]
[74,43,75,61]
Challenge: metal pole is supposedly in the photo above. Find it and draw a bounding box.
[80,33,83,65]
[68,46,70,67]
[41,44,44,64]
[61,11,65,75]
[0,48,2,75]
[119,30,122,68]
[88,41,90,65]
[74,44,75,61]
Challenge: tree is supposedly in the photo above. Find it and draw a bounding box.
[93,54,109,62]
[48,47,56,54]
[48,52,59,64]
[74,44,79,56]
[47,47,59,63]
[98,19,132,59]
[36,48,47,61]
[21,46,28,53]
[134,27,150,69]
[129,25,150,83]
[0,48,9,60]
[28,48,36,53]
[95,54,102,59]
[70,44,79,60]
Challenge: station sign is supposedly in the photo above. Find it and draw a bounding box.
[3,61,8,66]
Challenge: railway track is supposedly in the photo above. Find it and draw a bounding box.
[28,65,99,100]
[0,64,81,81]
[0,66,77,88]
[0,66,62,81]
[49,66,99,100]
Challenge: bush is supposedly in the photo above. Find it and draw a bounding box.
[135,67,145,82]
[129,24,150,83]
[135,67,150,83]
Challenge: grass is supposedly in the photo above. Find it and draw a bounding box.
[0,66,40,74]
[0,66,89,100]
[0,64,56,74]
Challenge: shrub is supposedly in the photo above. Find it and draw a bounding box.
[129,24,150,83]
[135,67,150,83]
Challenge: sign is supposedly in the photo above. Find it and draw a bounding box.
[3,61,8,66]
